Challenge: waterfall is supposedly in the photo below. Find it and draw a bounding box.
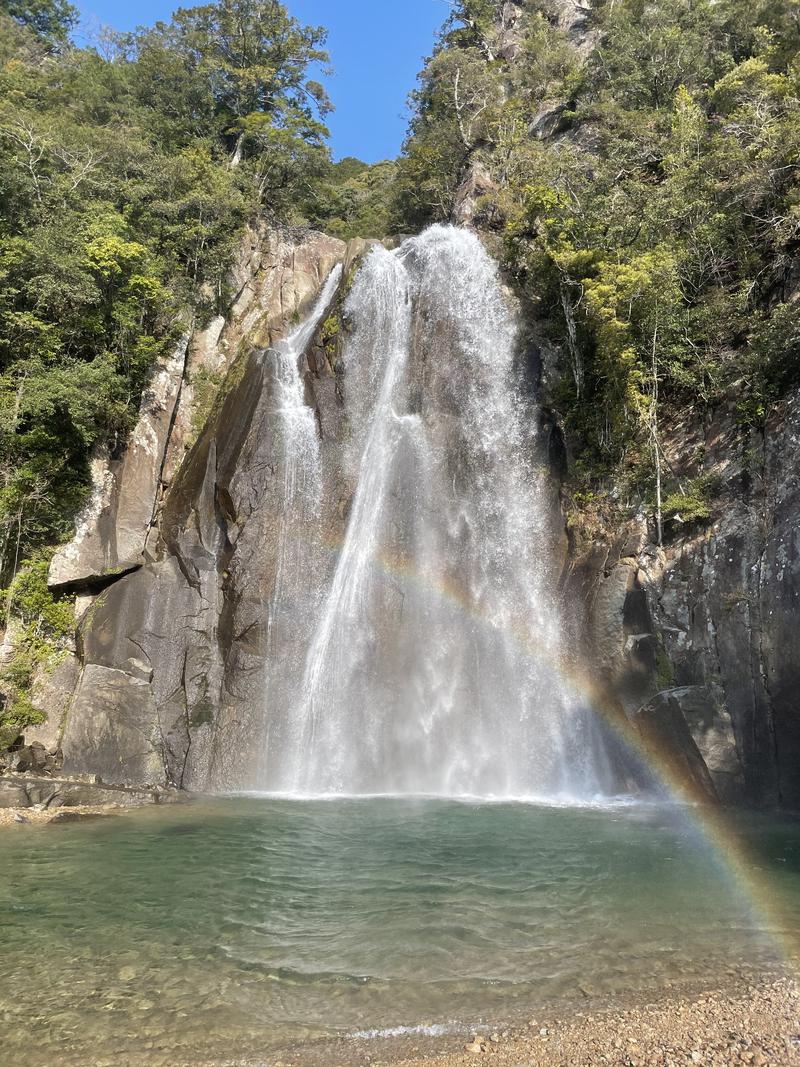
[271,264,342,507]
[258,266,343,781]
[262,226,615,800]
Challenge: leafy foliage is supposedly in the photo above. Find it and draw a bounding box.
[662,487,713,526]
[0,553,72,744]
[394,0,800,528]
[1,0,77,45]
[310,157,398,240]
[0,0,335,583]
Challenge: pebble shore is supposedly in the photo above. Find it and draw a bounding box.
[186,975,800,1067]
[385,977,800,1067]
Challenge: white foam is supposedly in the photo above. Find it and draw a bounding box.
[350,1022,460,1040]
[228,789,646,811]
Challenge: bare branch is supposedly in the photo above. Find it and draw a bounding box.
[5,121,47,203]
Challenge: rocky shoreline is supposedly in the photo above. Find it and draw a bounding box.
[0,803,136,826]
[0,772,183,825]
[275,976,799,1067]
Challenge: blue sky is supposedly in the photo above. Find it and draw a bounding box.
[76,1,446,163]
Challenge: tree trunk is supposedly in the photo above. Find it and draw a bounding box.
[228,133,245,170]
[559,274,584,398]
[650,317,663,547]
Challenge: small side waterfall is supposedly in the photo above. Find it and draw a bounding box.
[262,226,615,799]
[271,264,342,507]
[259,266,343,775]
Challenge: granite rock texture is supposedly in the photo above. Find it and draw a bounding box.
[24,214,800,808]
[569,390,800,806]
[45,226,353,789]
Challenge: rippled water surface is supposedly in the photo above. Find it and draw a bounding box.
[1,798,799,1066]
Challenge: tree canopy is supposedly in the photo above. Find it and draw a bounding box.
[0,0,344,585]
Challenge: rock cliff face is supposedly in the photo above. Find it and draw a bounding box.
[38,225,353,789]
[570,392,800,807]
[48,338,189,592]
[20,214,799,808]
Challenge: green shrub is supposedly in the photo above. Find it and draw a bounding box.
[6,558,73,639]
[0,553,74,750]
[662,479,714,526]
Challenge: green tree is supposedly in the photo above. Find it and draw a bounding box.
[0,0,339,585]
[130,0,330,166]
[0,0,76,45]
[397,0,800,533]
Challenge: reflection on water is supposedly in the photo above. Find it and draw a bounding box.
[1,798,799,1066]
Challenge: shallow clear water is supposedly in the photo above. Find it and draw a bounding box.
[1,798,799,1066]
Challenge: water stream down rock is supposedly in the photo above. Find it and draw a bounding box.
[56,226,622,798]
[263,227,615,797]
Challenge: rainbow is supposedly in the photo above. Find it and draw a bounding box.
[285,522,800,976]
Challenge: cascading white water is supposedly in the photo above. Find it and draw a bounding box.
[271,264,342,506]
[263,226,615,800]
[259,266,343,777]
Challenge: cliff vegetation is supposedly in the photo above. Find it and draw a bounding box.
[0,0,380,739]
[391,0,800,530]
